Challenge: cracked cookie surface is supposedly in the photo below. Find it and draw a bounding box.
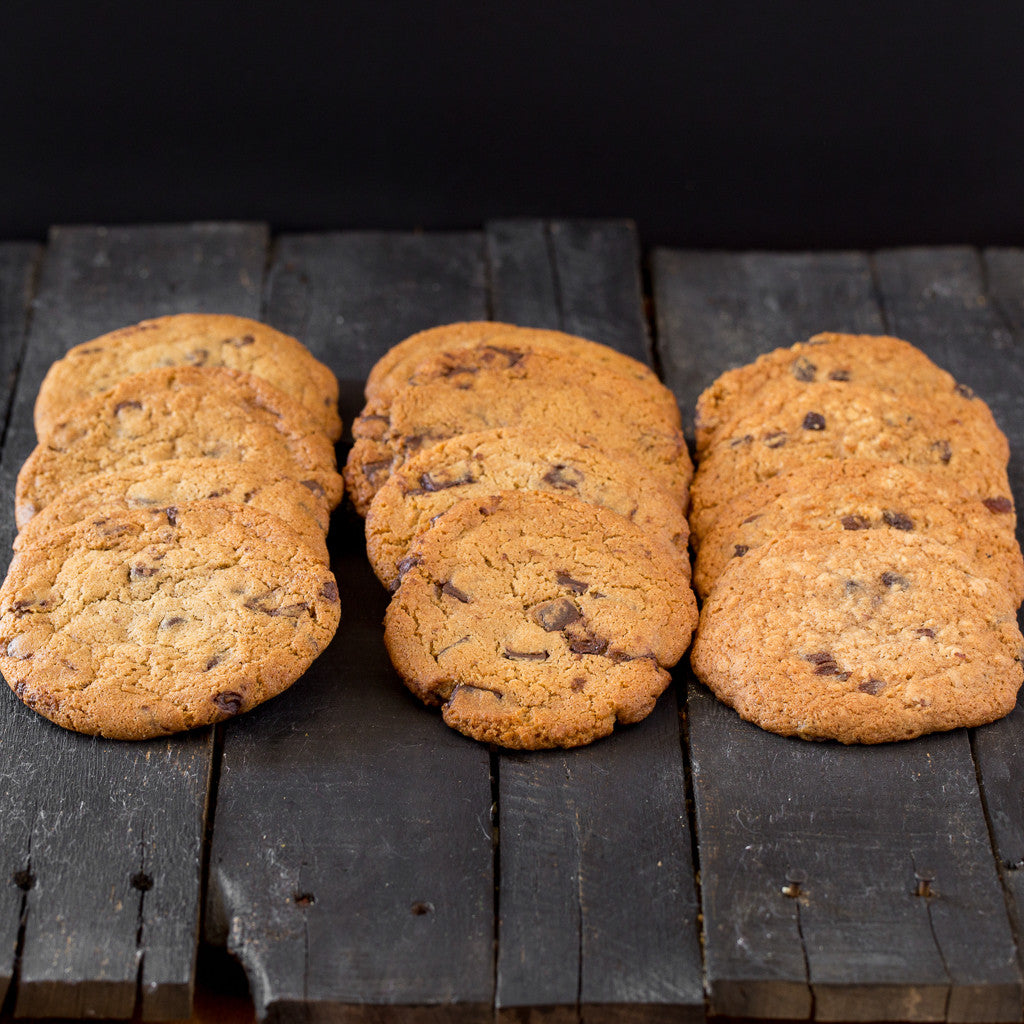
[364,321,679,424]
[16,365,343,528]
[689,380,1011,542]
[694,333,961,457]
[365,427,689,589]
[691,529,1024,743]
[0,502,341,739]
[384,490,697,749]
[695,460,1023,602]
[14,457,331,564]
[35,313,342,441]
[346,342,690,515]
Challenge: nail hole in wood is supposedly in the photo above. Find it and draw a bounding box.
[12,870,34,891]
[293,891,315,907]
[131,872,154,892]
[914,868,935,898]
[781,869,805,898]
[411,901,434,916]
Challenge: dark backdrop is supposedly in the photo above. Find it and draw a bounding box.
[3,1,1024,249]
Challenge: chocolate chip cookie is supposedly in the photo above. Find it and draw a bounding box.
[689,381,1011,543]
[690,529,1024,743]
[384,490,697,749]
[365,321,678,425]
[365,427,689,589]
[35,313,342,441]
[694,333,960,457]
[695,459,1023,603]
[15,458,331,564]
[0,502,341,739]
[346,342,690,515]
[16,365,343,528]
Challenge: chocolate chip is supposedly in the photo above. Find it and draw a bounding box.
[570,676,587,691]
[164,506,178,526]
[803,650,850,679]
[224,334,256,347]
[320,580,339,603]
[449,682,503,701]
[555,572,588,594]
[213,691,243,714]
[10,598,36,614]
[915,627,936,638]
[844,579,863,595]
[842,514,871,530]
[205,654,224,671]
[479,344,525,367]
[741,513,763,525]
[185,348,208,366]
[130,564,158,580]
[441,581,471,603]
[363,459,393,482]
[802,412,826,431]
[113,400,143,414]
[955,382,976,399]
[729,434,754,448]
[881,571,909,589]
[763,431,788,448]
[394,555,422,584]
[542,464,585,490]
[159,616,185,628]
[828,369,851,381]
[420,470,474,492]
[733,544,748,557]
[931,439,953,464]
[503,649,549,661]
[984,496,1014,514]
[301,479,326,498]
[567,634,608,656]
[858,678,887,695]
[882,510,915,531]
[533,598,582,631]
[791,357,817,382]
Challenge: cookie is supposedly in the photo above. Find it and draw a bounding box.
[688,381,1011,542]
[695,460,1023,603]
[35,313,342,441]
[346,342,690,515]
[365,321,679,424]
[14,458,331,565]
[690,529,1024,743]
[694,333,961,457]
[384,490,697,749]
[365,427,690,589]
[0,502,341,739]
[16,366,344,528]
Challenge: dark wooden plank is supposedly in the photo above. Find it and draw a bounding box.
[487,219,703,1023]
[207,231,495,1022]
[651,248,1022,1022]
[0,241,41,1009]
[875,246,1024,998]
[0,222,267,1019]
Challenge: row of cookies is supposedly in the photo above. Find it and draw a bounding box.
[687,332,1024,743]
[0,314,344,739]
[344,322,698,749]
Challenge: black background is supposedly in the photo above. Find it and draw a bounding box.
[3,1,1024,249]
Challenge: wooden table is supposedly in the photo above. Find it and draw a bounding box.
[0,222,1023,1023]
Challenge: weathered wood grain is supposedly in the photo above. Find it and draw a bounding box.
[875,246,1024,1001]
[0,223,266,1019]
[208,231,495,1023]
[0,241,41,1010]
[651,247,1022,1022]
[487,219,703,1024]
